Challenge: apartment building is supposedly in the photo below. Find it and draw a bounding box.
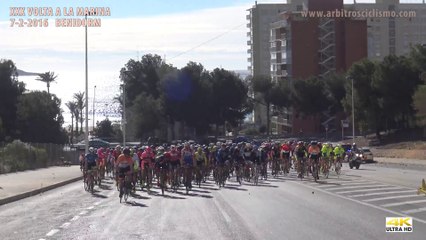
[247,0,426,135]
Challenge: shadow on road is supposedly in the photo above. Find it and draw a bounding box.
[130,192,151,200]
[222,185,248,191]
[199,186,220,191]
[124,201,147,207]
[174,190,213,198]
[98,184,113,190]
[92,192,108,198]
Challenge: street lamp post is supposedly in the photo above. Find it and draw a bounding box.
[84,14,89,154]
[351,76,355,144]
[93,85,96,131]
[122,82,126,147]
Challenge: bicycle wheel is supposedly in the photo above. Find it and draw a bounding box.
[84,177,89,191]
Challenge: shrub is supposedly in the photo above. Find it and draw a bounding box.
[1,140,48,172]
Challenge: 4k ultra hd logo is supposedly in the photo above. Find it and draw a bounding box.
[386,217,413,232]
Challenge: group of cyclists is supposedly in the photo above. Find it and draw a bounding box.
[79,139,357,199]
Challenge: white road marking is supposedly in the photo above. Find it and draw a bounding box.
[364,194,420,202]
[336,186,403,195]
[94,201,102,205]
[213,198,231,223]
[316,180,372,188]
[46,229,60,237]
[348,190,414,198]
[79,210,88,215]
[381,199,426,208]
[403,207,426,214]
[291,180,426,225]
[325,184,389,191]
[71,216,80,221]
[87,206,95,210]
[61,222,71,228]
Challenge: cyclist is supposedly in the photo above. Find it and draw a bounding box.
[116,148,134,198]
[320,143,332,174]
[194,146,208,184]
[97,147,106,180]
[258,144,269,179]
[333,144,345,170]
[155,147,169,188]
[308,141,321,179]
[294,141,307,178]
[216,143,229,185]
[84,147,98,178]
[181,142,195,189]
[281,141,291,174]
[141,146,155,189]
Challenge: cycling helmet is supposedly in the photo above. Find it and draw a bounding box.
[123,148,131,155]
[89,147,94,152]
[311,141,318,145]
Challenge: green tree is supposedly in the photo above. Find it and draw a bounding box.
[94,118,114,140]
[0,59,25,141]
[210,68,250,135]
[16,91,66,143]
[343,59,380,136]
[323,73,346,114]
[65,101,77,143]
[292,77,330,115]
[36,71,57,95]
[252,75,273,135]
[73,91,85,133]
[373,55,420,129]
[131,93,162,138]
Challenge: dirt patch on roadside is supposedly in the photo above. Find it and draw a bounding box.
[370,141,426,160]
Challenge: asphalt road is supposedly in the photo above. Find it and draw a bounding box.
[1,163,426,240]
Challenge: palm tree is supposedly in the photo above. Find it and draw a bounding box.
[36,71,57,94]
[73,92,85,133]
[65,101,77,143]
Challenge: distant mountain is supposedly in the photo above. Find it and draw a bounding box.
[16,69,41,76]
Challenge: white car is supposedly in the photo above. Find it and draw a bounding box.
[360,147,374,163]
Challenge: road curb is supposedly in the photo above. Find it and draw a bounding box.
[0,176,83,206]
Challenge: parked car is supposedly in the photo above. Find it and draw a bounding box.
[72,138,110,151]
[360,147,374,163]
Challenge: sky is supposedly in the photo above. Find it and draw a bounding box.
[0,0,424,128]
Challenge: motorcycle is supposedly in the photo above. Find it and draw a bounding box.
[348,150,362,169]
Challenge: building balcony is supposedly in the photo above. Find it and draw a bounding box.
[271,58,282,64]
[247,23,251,28]
[247,40,251,46]
[246,14,251,20]
[247,49,252,54]
[247,32,251,37]
[247,57,252,62]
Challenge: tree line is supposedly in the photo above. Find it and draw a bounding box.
[119,54,252,140]
[0,59,67,144]
[252,45,426,137]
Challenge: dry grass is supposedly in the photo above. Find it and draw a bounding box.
[371,141,426,160]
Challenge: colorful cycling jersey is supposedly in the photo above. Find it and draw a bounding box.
[308,145,320,155]
[181,147,193,165]
[85,152,97,164]
[281,144,291,152]
[168,150,180,162]
[141,150,155,162]
[321,145,332,157]
[116,154,133,166]
[295,145,307,158]
[216,148,228,164]
[194,151,207,164]
[97,148,105,160]
[333,146,345,157]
